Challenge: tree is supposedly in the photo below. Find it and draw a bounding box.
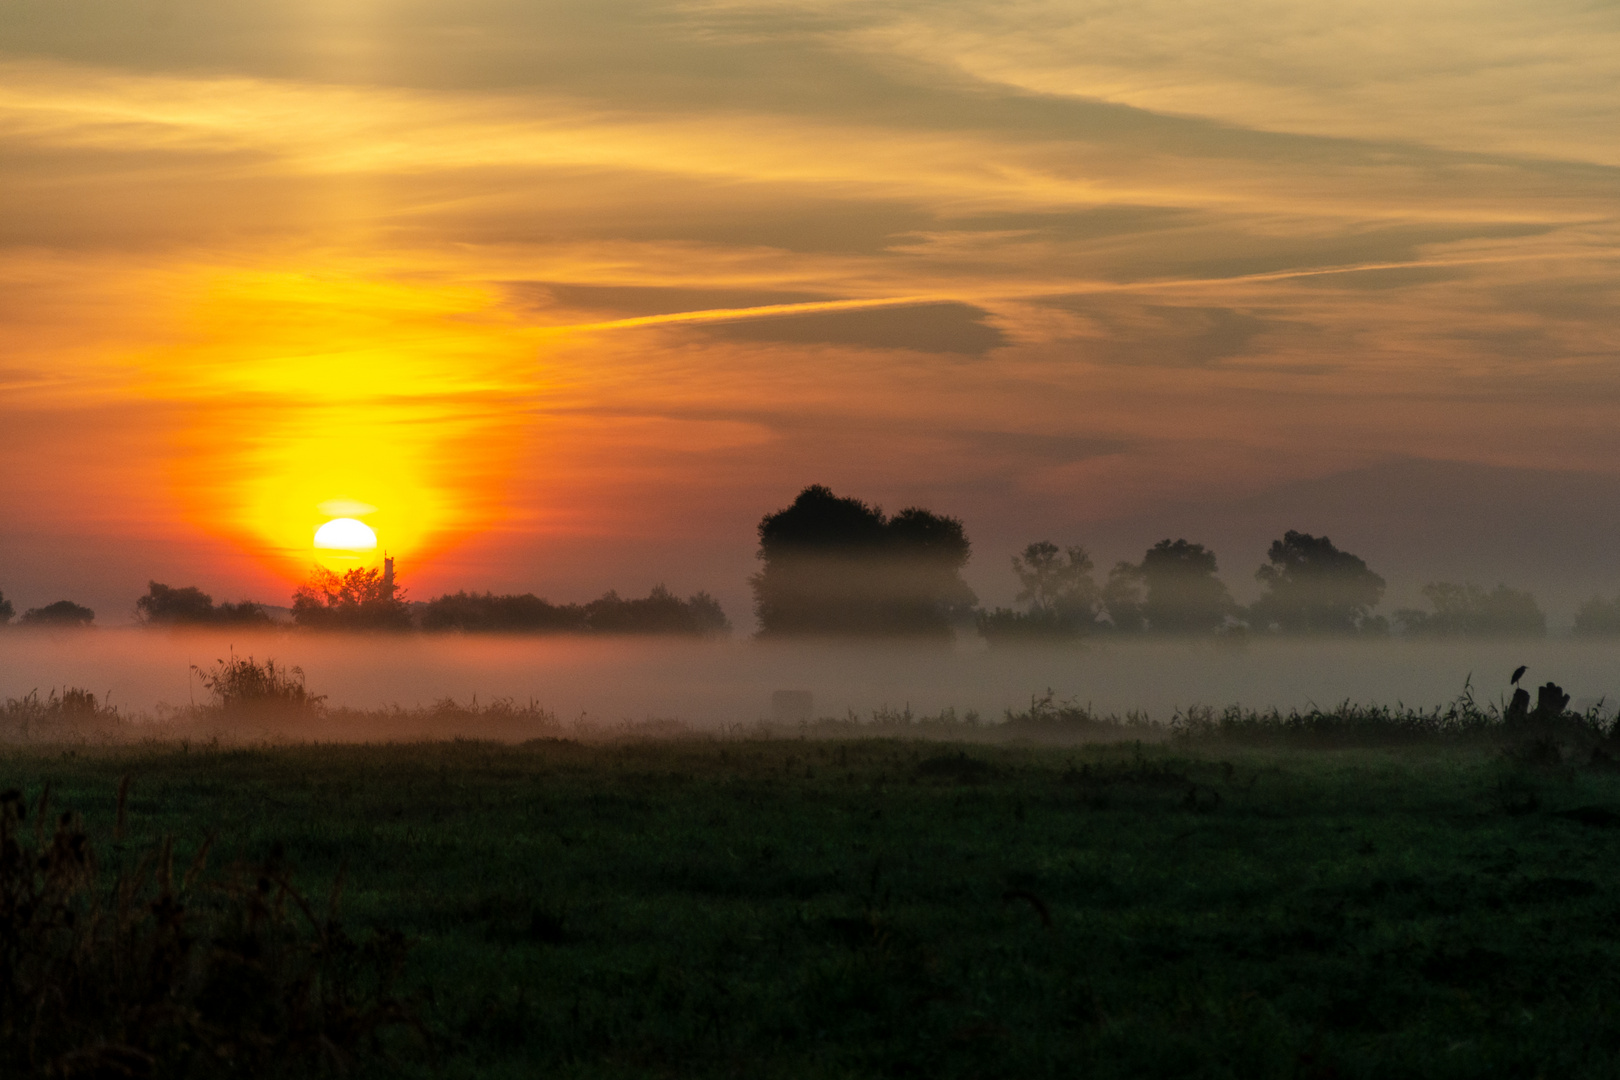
[292,560,412,631]
[0,590,12,625]
[1106,539,1235,634]
[1394,582,1545,637]
[977,542,1102,642]
[136,581,214,624]
[137,582,273,626]
[1250,531,1385,634]
[19,601,95,628]
[1573,594,1620,636]
[421,586,729,635]
[421,591,587,633]
[1101,562,1146,632]
[583,586,731,635]
[751,485,974,637]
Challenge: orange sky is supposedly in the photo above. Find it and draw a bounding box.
[1,0,1618,625]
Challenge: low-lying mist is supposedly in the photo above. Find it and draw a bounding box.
[1,630,1614,735]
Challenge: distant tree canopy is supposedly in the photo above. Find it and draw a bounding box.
[136,581,271,627]
[19,600,95,628]
[1574,593,1620,637]
[752,485,975,637]
[1250,531,1386,634]
[1395,582,1546,638]
[977,542,1102,642]
[292,563,412,631]
[0,590,12,625]
[422,586,729,636]
[583,587,729,635]
[421,591,584,633]
[1105,540,1236,634]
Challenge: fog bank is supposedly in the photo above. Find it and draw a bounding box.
[1,631,1615,729]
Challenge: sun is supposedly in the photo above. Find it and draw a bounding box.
[313,517,378,568]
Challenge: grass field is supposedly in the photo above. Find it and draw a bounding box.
[8,734,1620,1078]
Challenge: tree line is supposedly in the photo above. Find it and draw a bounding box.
[747,485,1582,640]
[3,482,1618,637]
[0,569,729,636]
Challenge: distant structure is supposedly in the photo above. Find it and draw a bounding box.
[382,556,396,599]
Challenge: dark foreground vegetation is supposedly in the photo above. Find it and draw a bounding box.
[10,672,1620,1075]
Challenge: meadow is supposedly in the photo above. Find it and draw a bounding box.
[8,707,1620,1078]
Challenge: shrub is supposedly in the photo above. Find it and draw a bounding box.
[0,688,121,740]
[194,654,324,719]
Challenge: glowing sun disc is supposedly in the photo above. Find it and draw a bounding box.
[313,517,378,551]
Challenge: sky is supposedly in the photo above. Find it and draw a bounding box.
[1,0,1617,627]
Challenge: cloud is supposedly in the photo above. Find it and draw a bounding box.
[506,281,832,319]
[699,301,1006,355]
[1035,297,1278,367]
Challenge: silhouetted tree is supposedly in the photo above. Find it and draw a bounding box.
[1573,594,1620,636]
[0,591,12,625]
[292,559,412,631]
[583,586,731,635]
[136,582,214,624]
[421,592,587,633]
[1394,582,1545,637]
[1250,531,1386,634]
[752,485,974,637]
[135,582,274,626]
[19,601,95,628]
[1105,539,1235,634]
[977,542,1103,642]
[421,586,729,635]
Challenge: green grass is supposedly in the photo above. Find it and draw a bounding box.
[7,737,1620,1078]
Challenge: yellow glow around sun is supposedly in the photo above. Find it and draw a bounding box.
[146,261,532,582]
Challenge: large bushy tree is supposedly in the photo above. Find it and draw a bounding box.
[1105,539,1235,634]
[0,590,12,625]
[977,542,1102,642]
[1250,531,1385,634]
[752,485,974,636]
[19,601,95,628]
[136,581,270,626]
